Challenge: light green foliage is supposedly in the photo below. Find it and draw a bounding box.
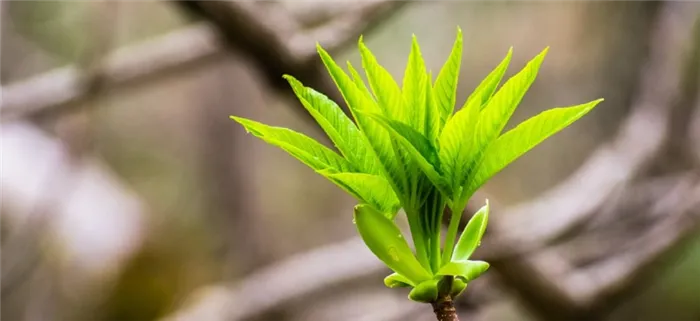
[465,99,604,195]
[284,75,379,175]
[324,172,400,217]
[434,28,463,127]
[353,205,432,283]
[409,279,440,303]
[231,117,355,173]
[385,272,414,288]
[452,202,489,262]
[438,261,490,282]
[230,27,602,303]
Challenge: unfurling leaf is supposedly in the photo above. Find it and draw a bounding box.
[452,201,489,261]
[450,278,467,297]
[408,278,440,303]
[384,272,414,288]
[354,205,432,284]
[438,261,490,282]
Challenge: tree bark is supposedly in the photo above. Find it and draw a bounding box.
[431,296,459,321]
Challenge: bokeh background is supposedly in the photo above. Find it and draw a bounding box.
[2,1,699,321]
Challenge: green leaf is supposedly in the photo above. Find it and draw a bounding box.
[408,278,440,303]
[354,205,432,284]
[438,92,482,199]
[318,44,407,198]
[346,61,375,102]
[450,278,467,297]
[424,72,440,142]
[284,75,380,175]
[466,99,603,195]
[459,48,548,201]
[384,272,414,288]
[464,47,513,110]
[473,48,547,147]
[231,117,355,173]
[402,35,429,135]
[452,201,489,261]
[360,112,452,198]
[358,38,405,122]
[434,27,463,127]
[323,171,400,217]
[438,261,490,282]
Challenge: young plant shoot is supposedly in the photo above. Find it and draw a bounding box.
[231,28,602,320]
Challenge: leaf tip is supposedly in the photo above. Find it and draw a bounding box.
[316,42,329,57]
[483,199,490,221]
[411,33,420,49]
[282,74,298,86]
[229,115,242,122]
[585,98,605,112]
[528,46,549,69]
[229,116,251,133]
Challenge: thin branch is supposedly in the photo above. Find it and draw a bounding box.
[1,24,222,122]
[483,4,700,319]
[160,237,385,321]
[497,0,696,245]
[570,177,700,314]
[173,0,407,117]
[2,1,407,123]
[175,0,406,71]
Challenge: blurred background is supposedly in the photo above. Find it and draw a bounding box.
[2,1,699,320]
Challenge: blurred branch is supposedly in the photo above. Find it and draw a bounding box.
[1,122,146,317]
[160,238,384,321]
[484,3,700,320]
[195,63,273,276]
[173,0,407,113]
[569,175,700,312]
[1,24,222,122]
[2,0,406,123]
[498,0,696,245]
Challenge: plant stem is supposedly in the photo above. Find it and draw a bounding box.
[430,227,441,272]
[431,295,459,321]
[407,209,431,271]
[441,204,465,264]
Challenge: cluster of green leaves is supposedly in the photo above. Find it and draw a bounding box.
[231,27,602,303]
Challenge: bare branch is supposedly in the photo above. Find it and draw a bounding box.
[1,24,222,122]
[2,1,407,123]
[160,237,385,321]
[498,1,698,245]
[569,177,700,312]
[173,0,407,117]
